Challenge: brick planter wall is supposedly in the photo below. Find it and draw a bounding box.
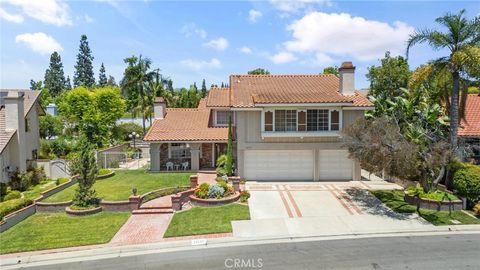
[100,200,132,211]
[189,193,240,207]
[65,206,103,216]
[404,192,463,211]
[96,171,115,180]
[171,189,195,211]
[0,204,36,233]
[36,201,72,212]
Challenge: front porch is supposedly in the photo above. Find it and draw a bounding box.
[149,142,227,172]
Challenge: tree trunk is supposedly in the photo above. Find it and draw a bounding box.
[446,71,460,190]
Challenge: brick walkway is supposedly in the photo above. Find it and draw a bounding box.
[141,195,172,208]
[109,214,173,245]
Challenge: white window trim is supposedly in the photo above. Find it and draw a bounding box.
[168,143,191,159]
[261,107,343,137]
[214,110,234,127]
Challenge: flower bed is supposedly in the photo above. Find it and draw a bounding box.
[189,193,240,207]
[65,205,102,216]
[404,191,463,211]
[191,181,239,206]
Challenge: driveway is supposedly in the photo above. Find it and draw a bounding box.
[232,181,434,238]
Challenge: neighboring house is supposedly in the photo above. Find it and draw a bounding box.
[459,93,480,163]
[0,90,44,183]
[144,62,373,181]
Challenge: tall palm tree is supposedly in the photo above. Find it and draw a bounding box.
[406,9,480,153]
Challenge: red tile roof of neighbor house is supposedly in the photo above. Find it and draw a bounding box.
[206,87,230,107]
[0,90,42,153]
[143,99,228,142]
[459,94,480,137]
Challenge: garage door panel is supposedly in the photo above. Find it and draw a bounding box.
[244,150,314,181]
[318,150,353,181]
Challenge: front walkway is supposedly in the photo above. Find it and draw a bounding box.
[233,181,433,238]
[109,214,173,245]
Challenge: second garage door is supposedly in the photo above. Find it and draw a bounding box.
[318,150,353,181]
[244,150,314,181]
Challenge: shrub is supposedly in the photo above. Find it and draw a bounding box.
[473,203,480,216]
[0,198,33,219]
[406,185,458,201]
[3,191,21,201]
[194,183,210,199]
[0,183,7,199]
[56,177,70,186]
[453,165,480,202]
[208,184,225,199]
[98,169,111,176]
[240,191,250,203]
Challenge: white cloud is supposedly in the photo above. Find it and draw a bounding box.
[2,0,72,26]
[270,51,297,64]
[180,23,207,39]
[84,14,94,23]
[239,46,252,54]
[284,12,414,61]
[180,58,222,70]
[203,37,229,51]
[0,7,24,23]
[248,9,262,23]
[15,32,63,55]
[269,0,331,15]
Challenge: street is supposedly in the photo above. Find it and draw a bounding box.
[10,233,480,270]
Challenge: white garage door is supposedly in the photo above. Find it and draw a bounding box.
[318,150,353,181]
[244,150,314,181]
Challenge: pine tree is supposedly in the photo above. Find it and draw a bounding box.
[30,80,42,90]
[225,115,234,176]
[167,79,174,94]
[71,138,99,207]
[201,79,207,97]
[107,75,117,86]
[98,63,107,86]
[65,76,72,90]
[193,82,198,91]
[74,35,95,87]
[221,82,224,88]
[44,52,66,96]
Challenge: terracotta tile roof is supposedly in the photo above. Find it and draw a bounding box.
[228,74,371,107]
[206,88,230,107]
[459,94,480,137]
[0,90,42,153]
[349,91,374,107]
[144,98,228,142]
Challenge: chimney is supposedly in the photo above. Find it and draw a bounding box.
[4,91,27,171]
[153,97,166,119]
[339,61,356,96]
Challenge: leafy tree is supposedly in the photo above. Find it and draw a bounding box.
[107,75,117,87]
[406,9,480,156]
[44,52,66,96]
[248,68,270,75]
[112,122,143,142]
[120,55,157,134]
[322,66,339,76]
[201,79,207,97]
[74,35,95,87]
[65,76,72,90]
[71,138,99,208]
[30,80,42,90]
[98,63,107,87]
[366,51,411,98]
[39,114,63,139]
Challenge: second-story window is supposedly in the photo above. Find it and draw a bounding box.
[216,110,232,126]
[25,118,31,132]
[307,109,329,131]
[275,110,297,131]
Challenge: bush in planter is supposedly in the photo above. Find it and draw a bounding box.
[195,183,210,199]
[453,165,480,202]
[98,168,111,176]
[240,191,250,203]
[56,177,69,185]
[0,198,33,219]
[3,191,21,201]
[208,183,225,199]
[406,185,458,201]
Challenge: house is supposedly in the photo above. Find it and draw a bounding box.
[144,62,373,181]
[459,93,480,163]
[0,90,44,183]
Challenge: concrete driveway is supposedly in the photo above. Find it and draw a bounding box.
[232,181,434,238]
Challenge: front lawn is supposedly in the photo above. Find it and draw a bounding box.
[371,190,480,226]
[43,170,191,202]
[0,212,130,254]
[164,203,250,237]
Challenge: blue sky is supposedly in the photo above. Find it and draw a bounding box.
[0,0,478,90]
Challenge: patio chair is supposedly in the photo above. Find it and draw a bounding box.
[181,162,189,171]
[166,162,174,171]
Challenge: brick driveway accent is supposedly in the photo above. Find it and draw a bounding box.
[109,214,173,245]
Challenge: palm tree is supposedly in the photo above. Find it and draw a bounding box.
[406,9,479,153]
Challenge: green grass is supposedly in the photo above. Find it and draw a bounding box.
[164,203,250,237]
[22,180,57,201]
[371,190,480,226]
[43,170,191,202]
[0,212,130,254]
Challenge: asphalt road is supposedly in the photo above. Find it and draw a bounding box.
[16,234,480,270]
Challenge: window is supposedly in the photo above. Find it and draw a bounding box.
[170,143,191,159]
[264,111,273,131]
[25,118,30,132]
[330,110,340,131]
[275,110,297,132]
[307,110,329,131]
[216,111,232,126]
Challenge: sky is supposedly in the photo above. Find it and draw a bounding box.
[0,0,478,90]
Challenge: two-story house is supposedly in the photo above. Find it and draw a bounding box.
[144,62,373,181]
[0,90,44,183]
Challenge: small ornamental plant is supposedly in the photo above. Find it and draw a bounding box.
[240,191,250,203]
[194,182,235,200]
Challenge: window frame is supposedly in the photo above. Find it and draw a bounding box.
[215,110,233,126]
[169,143,191,159]
[262,107,343,133]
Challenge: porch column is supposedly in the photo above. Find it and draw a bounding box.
[189,143,201,171]
[149,143,161,171]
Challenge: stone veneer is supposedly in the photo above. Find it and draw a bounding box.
[201,143,214,168]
